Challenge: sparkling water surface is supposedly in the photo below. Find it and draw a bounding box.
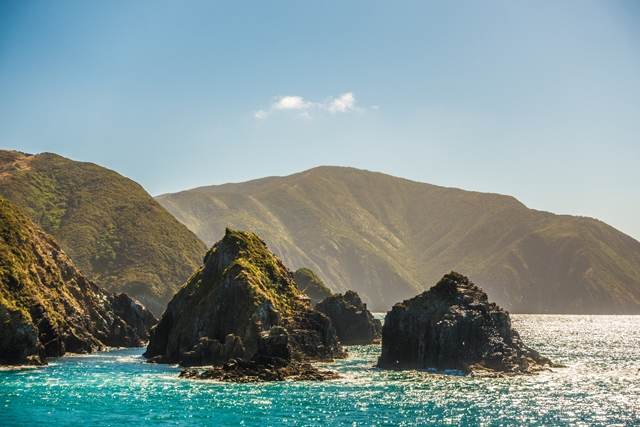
[2,315,639,426]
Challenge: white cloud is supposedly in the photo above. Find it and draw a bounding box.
[327,92,358,113]
[255,92,365,119]
[254,109,269,119]
[273,96,312,110]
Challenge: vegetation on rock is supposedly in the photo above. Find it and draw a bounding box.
[157,166,640,313]
[0,196,156,365]
[0,150,207,315]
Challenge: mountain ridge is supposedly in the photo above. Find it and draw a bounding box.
[157,166,640,314]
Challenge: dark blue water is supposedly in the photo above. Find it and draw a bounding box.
[2,315,639,426]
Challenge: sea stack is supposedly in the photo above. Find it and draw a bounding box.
[378,271,557,375]
[315,290,382,345]
[144,229,345,370]
[0,196,156,366]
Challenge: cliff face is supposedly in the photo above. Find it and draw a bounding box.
[0,197,156,365]
[315,291,382,345]
[378,272,555,375]
[0,150,207,315]
[144,229,345,366]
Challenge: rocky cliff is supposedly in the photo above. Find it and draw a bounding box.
[0,197,157,365]
[378,272,556,375]
[315,291,382,345]
[144,229,345,366]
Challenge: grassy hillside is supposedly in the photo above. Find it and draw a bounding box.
[0,196,156,364]
[157,166,640,313]
[0,150,207,315]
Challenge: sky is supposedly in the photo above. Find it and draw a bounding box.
[1,1,639,241]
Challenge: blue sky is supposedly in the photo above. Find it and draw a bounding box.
[1,1,639,241]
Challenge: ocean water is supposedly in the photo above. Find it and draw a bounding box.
[2,315,639,426]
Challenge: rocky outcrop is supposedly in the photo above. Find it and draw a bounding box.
[179,358,340,382]
[144,229,346,367]
[315,291,382,345]
[0,196,157,365]
[294,268,333,305]
[378,272,558,376]
[179,326,340,382]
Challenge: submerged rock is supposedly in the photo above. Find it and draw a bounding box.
[0,197,157,366]
[315,291,382,345]
[144,229,345,368]
[378,272,558,376]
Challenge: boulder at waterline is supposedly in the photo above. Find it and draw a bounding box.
[315,290,382,345]
[377,271,557,376]
[144,229,345,367]
[0,196,157,366]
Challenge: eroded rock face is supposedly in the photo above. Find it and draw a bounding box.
[0,196,157,366]
[144,229,345,367]
[315,291,382,345]
[378,272,557,375]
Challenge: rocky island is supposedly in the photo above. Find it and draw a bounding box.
[144,229,345,381]
[315,290,382,345]
[378,272,558,376]
[0,196,156,366]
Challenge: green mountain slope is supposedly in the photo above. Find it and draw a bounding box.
[0,150,207,315]
[0,196,156,365]
[157,166,640,313]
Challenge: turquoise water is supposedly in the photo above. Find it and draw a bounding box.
[2,315,639,426]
